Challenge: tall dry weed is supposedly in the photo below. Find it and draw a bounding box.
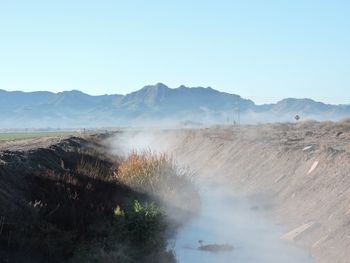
[115,151,194,199]
[114,150,199,222]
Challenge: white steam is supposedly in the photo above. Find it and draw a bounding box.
[107,129,313,263]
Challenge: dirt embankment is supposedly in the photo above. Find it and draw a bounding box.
[0,135,127,261]
[0,133,198,263]
[154,121,350,263]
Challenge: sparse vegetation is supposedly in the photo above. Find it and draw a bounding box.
[116,151,197,202]
[122,200,165,252]
[0,137,198,262]
[68,151,190,263]
[70,199,175,263]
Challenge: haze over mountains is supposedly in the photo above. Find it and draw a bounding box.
[0,83,349,129]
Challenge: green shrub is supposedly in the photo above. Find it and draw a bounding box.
[122,200,166,253]
[71,200,172,263]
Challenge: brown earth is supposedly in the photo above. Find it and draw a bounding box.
[0,132,194,263]
[0,135,141,262]
[145,120,350,263]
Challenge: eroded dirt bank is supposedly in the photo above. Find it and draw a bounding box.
[0,134,196,262]
[0,135,136,262]
[144,121,350,263]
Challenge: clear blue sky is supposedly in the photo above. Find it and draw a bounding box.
[0,0,349,104]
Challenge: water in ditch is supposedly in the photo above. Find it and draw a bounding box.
[172,181,313,263]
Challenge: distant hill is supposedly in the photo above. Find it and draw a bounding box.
[116,83,255,119]
[0,84,349,128]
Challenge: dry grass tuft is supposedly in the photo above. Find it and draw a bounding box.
[75,156,114,182]
[115,151,194,200]
[114,151,200,225]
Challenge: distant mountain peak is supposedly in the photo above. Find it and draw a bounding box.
[59,90,85,94]
[141,83,170,91]
[177,85,213,91]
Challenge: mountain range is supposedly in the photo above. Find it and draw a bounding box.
[0,83,349,128]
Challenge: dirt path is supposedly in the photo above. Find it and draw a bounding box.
[0,136,68,151]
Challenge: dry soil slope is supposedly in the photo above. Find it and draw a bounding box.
[160,121,350,263]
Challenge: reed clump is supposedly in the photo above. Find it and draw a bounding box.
[115,151,195,200]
